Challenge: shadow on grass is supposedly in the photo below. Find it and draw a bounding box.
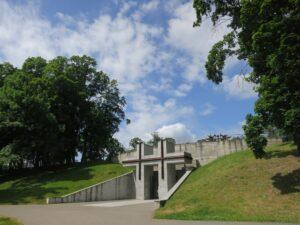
[267,150,300,158]
[0,167,94,204]
[271,169,300,194]
[0,162,103,182]
[0,187,67,205]
[264,143,300,159]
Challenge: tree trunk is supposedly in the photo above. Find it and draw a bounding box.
[81,141,87,164]
[293,133,300,153]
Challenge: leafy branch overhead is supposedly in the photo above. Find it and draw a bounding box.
[193,0,300,155]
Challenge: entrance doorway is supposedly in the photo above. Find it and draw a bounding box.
[144,165,158,199]
[150,171,158,199]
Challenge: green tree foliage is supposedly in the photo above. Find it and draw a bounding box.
[0,56,126,169]
[243,114,267,158]
[193,0,300,154]
[147,132,162,147]
[129,137,143,149]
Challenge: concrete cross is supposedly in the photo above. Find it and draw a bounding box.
[121,139,192,200]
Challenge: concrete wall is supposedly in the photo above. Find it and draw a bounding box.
[47,172,135,204]
[175,138,282,166]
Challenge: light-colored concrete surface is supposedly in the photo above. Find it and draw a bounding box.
[85,199,156,207]
[0,201,296,225]
[47,172,136,204]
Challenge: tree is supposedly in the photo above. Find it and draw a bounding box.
[0,55,126,170]
[129,137,143,149]
[0,63,16,87]
[105,137,125,162]
[193,0,300,154]
[243,114,267,158]
[147,132,162,147]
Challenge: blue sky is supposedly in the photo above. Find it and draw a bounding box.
[0,0,257,146]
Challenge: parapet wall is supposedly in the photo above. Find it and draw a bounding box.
[175,138,282,166]
[47,172,135,204]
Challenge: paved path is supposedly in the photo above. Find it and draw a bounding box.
[0,200,297,225]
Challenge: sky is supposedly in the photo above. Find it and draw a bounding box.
[0,0,257,147]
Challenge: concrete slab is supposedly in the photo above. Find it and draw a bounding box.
[85,199,156,207]
[0,202,296,225]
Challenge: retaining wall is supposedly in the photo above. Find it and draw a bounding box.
[47,172,135,204]
[175,138,282,166]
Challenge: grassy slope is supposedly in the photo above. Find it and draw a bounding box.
[155,143,300,223]
[0,217,22,225]
[0,163,131,204]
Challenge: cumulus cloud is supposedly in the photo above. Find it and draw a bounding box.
[166,2,230,83]
[220,74,257,99]
[0,0,253,148]
[141,0,160,12]
[200,103,216,116]
[0,1,163,94]
[156,123,196,143]
[174,83,193,97]
[115,96,195,146]
[0,1,184,147]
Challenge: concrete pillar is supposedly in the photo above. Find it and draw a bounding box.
[135,164,144,200]
[167,164,176,190]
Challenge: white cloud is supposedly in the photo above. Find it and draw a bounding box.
[132,0,160,21]
[0,1,163,94]
[0,1,254,148]
[200,103,216,116]
[115,95,195,146]
[0,0,200,148]
[141,0,160,12]
[220,74,257,99]
[156,123,196,143]
[167,3,229,56]
[174,83,193,97]
[0,1,57,65]
[166,2,230,84]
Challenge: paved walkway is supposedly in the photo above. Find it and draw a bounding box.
[0,200,297,225]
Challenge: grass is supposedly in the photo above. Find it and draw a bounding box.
[155,143,300,223]
[0,163,131,204]
[0,217,22,225]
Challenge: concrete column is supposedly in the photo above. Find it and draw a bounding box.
[167,164,176,190]
[135,163,144,200]
[158,162,166,198]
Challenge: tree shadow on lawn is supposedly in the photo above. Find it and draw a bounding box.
[0,185,67,204]
[265,144,300,159]
[271,169,300,194]
[0,167,94,204]
[0,162,106,183]
[267,150,300,158]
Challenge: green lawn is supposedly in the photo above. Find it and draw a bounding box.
[155,143,300,223]
[0,163,131,204]
[0,217,22,225]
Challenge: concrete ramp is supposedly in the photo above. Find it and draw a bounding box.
[47,172,135,204]
[158,170,192,206]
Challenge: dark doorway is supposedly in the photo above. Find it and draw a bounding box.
[150,171,158,199]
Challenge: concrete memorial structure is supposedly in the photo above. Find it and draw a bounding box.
[120,138,193,200]
[47,137,282,204]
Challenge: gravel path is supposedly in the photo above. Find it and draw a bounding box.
[0,200,297,225]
